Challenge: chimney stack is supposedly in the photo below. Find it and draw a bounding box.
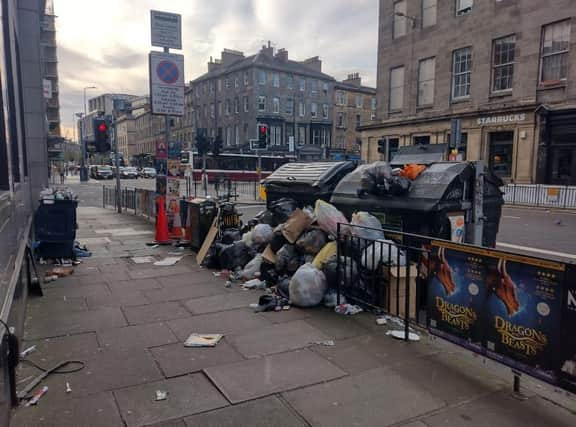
[343,72,362,87]
[275,48,289,62]
[300,56,322,72]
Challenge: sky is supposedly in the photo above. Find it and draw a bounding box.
[55,0,378,140]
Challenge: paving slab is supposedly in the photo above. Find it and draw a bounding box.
[24,307,127,340]
[123,301,191,325]
[107,277,162,293]
[97,322,179,351]
[26,295,88,315]
[114,374,229,427]
[183,292,258,315]
[19,332,101,369]
[167,309,270,341]
[421,390,576,427]
[150,340,245,377]
[229,320,329,358]
[40,275,108,288]
[156,272,221,288]
[144,284,224,304]
[86,291,149,309]
[257,307,311,324]
[205,349,346,404]
[284,367,445,427]
[304,308,369,340]
[184,396,307,427]
[129,265,194,280]
[147,420,187,427]
[10,391,124,427]
[42,283,111,299]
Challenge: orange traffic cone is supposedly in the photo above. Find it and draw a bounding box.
[155,196,171,244]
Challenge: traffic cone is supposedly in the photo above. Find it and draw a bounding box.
[155,196,171,244]
[171,208,183,240]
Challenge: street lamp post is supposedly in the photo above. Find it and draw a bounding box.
[80,86,97,182]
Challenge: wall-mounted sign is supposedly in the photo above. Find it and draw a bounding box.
[150,10,182,50]
[477,113,527,126]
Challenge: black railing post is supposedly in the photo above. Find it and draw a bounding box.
[404,248,411,341]
[336,222,341,305]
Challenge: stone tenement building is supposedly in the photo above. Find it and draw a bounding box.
[190,44,334,160]
[362,0,576,185]
[333,73,377,157]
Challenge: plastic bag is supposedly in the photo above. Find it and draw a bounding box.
[312,242,337,270]
[314,199,349,238]
[289,263,328,308]
[242,278,266,290]
[270,224,287,252]
[323,255,358,288]
[276,275,291,299]
[295,228,327,255]
[359,161,392,195]
[242,231,253,248]
[399,164,426,180]
[361,240,406,270]
[252,224,273,246]
[221,228,242,245]
[239,254,262,281]
[253,209,277,227]
[219,241,254,270]
[323,289,346,308]
[269,198,298,223]
[388,176,411,196]
[350,212,385,241]
[276,244,302,274]
[260,261,278,285]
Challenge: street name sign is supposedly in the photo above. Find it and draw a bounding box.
[149,51,185,116]
[150,10,182,50]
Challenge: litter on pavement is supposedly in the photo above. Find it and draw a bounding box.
[131,256,156,264]
[153,256,184,266]
[314,340,335,347]
[183,333,224,347]
[386,330,421,342]
[334,304,363,316]
[155,390,168,401]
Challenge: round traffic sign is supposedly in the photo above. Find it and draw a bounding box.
[156,60,179,84]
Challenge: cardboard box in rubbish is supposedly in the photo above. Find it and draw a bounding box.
[382,264,417,320]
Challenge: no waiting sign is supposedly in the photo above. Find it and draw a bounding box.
[149,51,184,116]
[150,10,182,50]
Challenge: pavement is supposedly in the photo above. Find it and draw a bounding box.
[11,206,576,426]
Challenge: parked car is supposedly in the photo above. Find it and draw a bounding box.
[140,167,157,178]
[120,167,139,179]
[89,165,113,180]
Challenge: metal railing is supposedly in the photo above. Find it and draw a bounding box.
[502,184,576,209]
[103,186,155,220]
[192,179,259,201]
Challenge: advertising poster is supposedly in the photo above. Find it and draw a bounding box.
[167,160,180,177]
[156,139,167,159]
[428,241,566,384]
[427,243,484,352]
[168,140,181,159]
[559,265,576,393]
[167,178,180,197]
[155,176,167,196]
[483,253,564,381]
[155,159,167,176]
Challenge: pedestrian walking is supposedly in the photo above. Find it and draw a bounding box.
[59,166,65,184]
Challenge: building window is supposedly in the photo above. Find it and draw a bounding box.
[388,138,399,160]
[210,103,215,118]
[418,57,435,106]
[226,127,233,146]
[492,35,516,91]
[355,114,361,129]
[271,125,282,146]
[393,1,407,38]
[311,80,318,95]
[336,135,345,149]
[336,91,346,105]
[337,112,345,128]
[287,74,293,89]
[414,135,431,145]
[273,97,280,113]
[323,82,329,94]
[209,82,214,94]
[234,97,239,114]
[389,66,405,111]
[312,128,321,145]
[258,70,266,85]
[243,96,249,112]
[225,78,230,89]
[322,104,329,119]
[225,100,231,115]
[456,0,473,16]
[234,76,239,88]
[371,97,377,110]
[286,97,294,115]
[422,0,437,27]
[235,125,240,145]
[298,126,306,144]
[489,131,514,178]
[299,101,305,117]
[217,101,222,116]
[311,103,318,118]
[273,72,280,88]
[299,78,306,92]
[244,71,249,86]
[452,47,472,99]
[540,20,571,83]
[258,96,266,112]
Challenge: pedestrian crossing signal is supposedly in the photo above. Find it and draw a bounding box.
[257,123,268,149]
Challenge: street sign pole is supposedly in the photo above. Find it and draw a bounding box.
[114,114,121,214]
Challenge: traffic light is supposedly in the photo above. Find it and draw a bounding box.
[257,123,268,149]
[93,118,111,153]
[377,138,386,154]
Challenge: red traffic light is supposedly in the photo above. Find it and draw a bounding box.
[98,123,108,132]
[258,125,267,135]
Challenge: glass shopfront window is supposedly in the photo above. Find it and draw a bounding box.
[489,131,514,178]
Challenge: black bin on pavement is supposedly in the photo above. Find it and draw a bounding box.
[263,161,357,208]
[331,162,504,247]
[34,199,78,258]
[187,199,217,251]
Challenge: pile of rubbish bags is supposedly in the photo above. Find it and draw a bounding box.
[358,162,426,197]
[203,196,407,311]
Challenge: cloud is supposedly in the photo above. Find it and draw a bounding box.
[55,0,378,133]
